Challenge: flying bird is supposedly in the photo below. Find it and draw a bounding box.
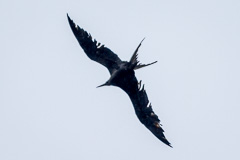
[67,14,172,147]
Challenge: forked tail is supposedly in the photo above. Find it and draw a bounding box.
[134,61,157,70]
[129,38,157,70]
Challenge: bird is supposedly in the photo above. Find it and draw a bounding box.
[67,14,172,147]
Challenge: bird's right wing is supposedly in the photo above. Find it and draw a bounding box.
[122,76,172,147]
[67,14,122,74]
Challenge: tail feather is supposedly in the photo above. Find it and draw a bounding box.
[129,38,145,65]
[134,61,158,70]
[129,38,157,70]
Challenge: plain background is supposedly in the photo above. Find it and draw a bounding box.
[1,0,240,159]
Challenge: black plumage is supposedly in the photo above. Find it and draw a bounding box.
[67,14,172,147]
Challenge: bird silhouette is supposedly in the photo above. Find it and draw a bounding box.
[67,14,172,147]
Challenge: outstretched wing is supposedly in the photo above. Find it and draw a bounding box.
[120,74,172,147]
[132,83,171,147]
[67,14,122,74]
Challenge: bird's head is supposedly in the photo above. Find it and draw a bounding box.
[96,81,110,88]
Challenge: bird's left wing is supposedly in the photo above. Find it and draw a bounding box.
[67,14,122,74]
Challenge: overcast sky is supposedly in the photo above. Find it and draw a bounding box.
[1,0,240,159]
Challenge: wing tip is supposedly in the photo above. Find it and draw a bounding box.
[161,137,173,148]
[160,133,173,148]
[168,144,173,148]
[167,142,173,148]
[67,13,70,20]
[67,13,73,25]
[148,125,172,147]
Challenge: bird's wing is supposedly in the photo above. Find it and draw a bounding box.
[67,14,122,74]
[120,74,172,147]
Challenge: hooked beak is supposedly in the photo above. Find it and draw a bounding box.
[96,83,107,88]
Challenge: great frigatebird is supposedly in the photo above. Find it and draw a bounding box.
[67,14,172,147]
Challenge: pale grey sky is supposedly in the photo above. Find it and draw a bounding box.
[1,0,240,159]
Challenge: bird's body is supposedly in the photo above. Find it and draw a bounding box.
[67,14,172,147]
